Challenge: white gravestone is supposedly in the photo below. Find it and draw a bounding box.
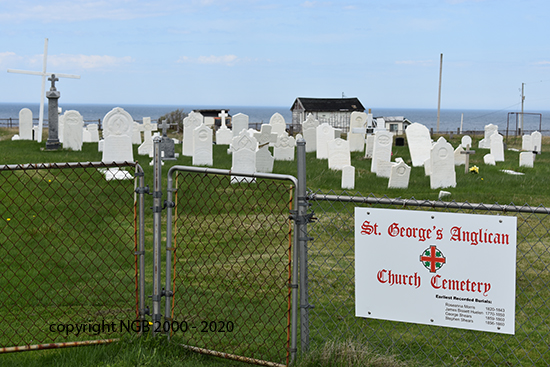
[269,112,287,137]
[490,133,505,162]
[454,146,466,166]
[429,137,456,189]
[137,117,158,157]
[478,124,498,148]
[484,154,496,165]
[231,113,249,137]
[102,107,134,163]
[341,165,355,190]
[274,134,296,161]
[216,110,233,145]
[519,152,534,168]
[531,131,542,154]
[371,130,393,174]
[88,124,100,142]
[388,158,411,189]
[376,160,394,179]
[522,135,532,151]
[62,110,83,151]
[348,111,367,152]
[183,112,203,156]
[231,131,258,183]
[254,124,278,173]
[302,114,319,153]
[461,135,472,149]
[58,113,64,143]
[193,124,213,166]
[82,126,92,143]
[132,122,142,145]
[316,123,335,159]
[328,138,351,170]
[364,134,375,158]
[19,108,33,140]
[405,122,432,167]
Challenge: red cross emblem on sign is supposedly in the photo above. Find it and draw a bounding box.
[420,245,446,273]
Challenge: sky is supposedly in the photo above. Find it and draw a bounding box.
[1,0,550,111]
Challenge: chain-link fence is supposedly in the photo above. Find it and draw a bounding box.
[166,167,297,366]
[305,190,550,366]
[0,162,140,352]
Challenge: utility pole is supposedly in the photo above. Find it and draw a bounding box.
[437,53,443,133]
[521,83,525,132]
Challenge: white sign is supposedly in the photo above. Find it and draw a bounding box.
[355,208,517,334]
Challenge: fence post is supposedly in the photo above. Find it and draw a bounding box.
[295,138,311,354]
[164,167,176,338]
[135,164,147,334]
[152,136,163,336]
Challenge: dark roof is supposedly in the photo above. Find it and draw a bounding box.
[291,97,365,112]
[192,109,231,118]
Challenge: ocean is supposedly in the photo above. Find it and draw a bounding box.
[0,102,548,134]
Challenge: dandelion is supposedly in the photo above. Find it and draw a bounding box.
[6,218,11,222]
[48,179,51,183]
[469,165,479,174]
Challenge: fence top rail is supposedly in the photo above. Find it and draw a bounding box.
[309,192,550,215]
[0,161,137,172]
[166,165,298,186]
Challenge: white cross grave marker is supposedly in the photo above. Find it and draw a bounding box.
[7,38,80,142]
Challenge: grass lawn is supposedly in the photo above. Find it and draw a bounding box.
[0,127,548,366]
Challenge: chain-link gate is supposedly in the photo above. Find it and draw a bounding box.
[164,166,298,367]
[0,162,142,352]
[305,191,550,366]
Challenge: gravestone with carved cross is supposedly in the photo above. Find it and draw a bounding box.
[137,117,158,156]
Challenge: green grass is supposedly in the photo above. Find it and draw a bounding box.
[0,128,549,366]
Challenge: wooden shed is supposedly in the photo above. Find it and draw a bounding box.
[291,97,365,132]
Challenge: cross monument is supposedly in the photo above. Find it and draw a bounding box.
[7,38,80,142]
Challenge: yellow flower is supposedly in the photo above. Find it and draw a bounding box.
[6,218,10,222]
[469,165,479,174]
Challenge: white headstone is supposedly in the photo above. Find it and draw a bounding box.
[490,133,505,162]
[256,146,274,173]
[405,122,432,167]
[269,112,286,137]
[376,160,394,178]
[132,122,143,145]
[82,126,92,143]
[254,124,278,147]
[484,154,496,165]
[316,123,335,159]
[137,117,158,157]
[216,110,233,145]
[58,113,64,143]
[531,131,542,153]
[371,130,393,173]
[231,131,258,183]
[88,124,100,142]
[328,138,351,170]
[478,124,498,149]
[62,110,84,151]
[232,113,249,137]
[193,124,213,166]
[102,107,134,163]
[388,158,411,189]
[19,108,33,140]
[348,111,367,152]
[461,135,472,149]
[273,134,296,161]
[341,165,355,189]
[429,137,456,189]
[364,134,375,158]
[183,112,203,156]
[519,152,534,168]
[302,114,319,153]
[522,134,532,151]
[454,146,466,166]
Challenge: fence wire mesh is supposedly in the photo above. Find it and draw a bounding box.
[170,170,295,366]
[306,190,550,366]
[0,162,139,352]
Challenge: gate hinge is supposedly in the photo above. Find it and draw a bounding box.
[289,211,316,224]
[135,185,150,195]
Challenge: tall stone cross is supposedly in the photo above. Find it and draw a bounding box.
[219,110,228,128]
[160,118,169,137]
[7,38,80,142]
[460,144,476,174]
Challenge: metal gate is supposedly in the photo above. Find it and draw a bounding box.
[164,166,298,366]
[0,162,141,352]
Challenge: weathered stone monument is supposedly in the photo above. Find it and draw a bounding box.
[341,165,355,189]
[18,108,33,140]
[371,130,393,174]
[478,124,498,149]
[316,123,335,159]
[519,152,534,168]
[193,124,213,166]
[159,119,176,160]
[269,112,287,137]
[231,113,249,137]
[274,134,296,161]
[302,114,319,153]
[429,137,456,189]
[348,111,367,152]
[254,124,278,173]
[231,130,258,183]
[102,107,134,163]
[216,110,233,145]
[45,75,61,150]
[137,117,157,156]
[328,138,351,170]
[183,112,203,156]
[388,158,411,189]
